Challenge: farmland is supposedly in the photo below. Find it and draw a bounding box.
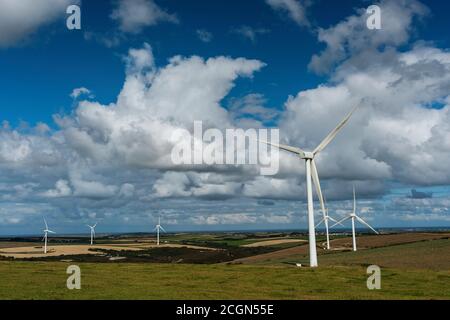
[0,231,449,299]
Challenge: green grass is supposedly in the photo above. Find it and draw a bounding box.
[271,239,450,271]
[0,261,449,300]
[1,236,449,300]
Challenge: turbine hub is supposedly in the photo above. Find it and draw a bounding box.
[302,151,314,159]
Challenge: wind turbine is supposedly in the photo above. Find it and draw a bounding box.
[331,186,379,251]
[260,106,358,267]
[42,218,55,254]
[153,217,166,246]
[315,206,343,250]
[87,223,97,246]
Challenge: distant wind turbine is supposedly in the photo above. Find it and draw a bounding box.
[42,218,55,254]
[315,206,343,250]
[260,106,358,267]
[331,186,379,251]
[87,223,97,246]
[153,217,166,246]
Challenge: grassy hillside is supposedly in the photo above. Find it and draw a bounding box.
[1,234,449,300]
[0,261,449,300]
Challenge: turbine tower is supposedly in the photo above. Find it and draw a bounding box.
[153,217,166,246]
[260,106,358,267]
[42,218,55,254]
[87,223,97,246]
[331,186,379,251]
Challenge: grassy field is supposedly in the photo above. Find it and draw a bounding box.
[0,232,449,300]
[0,261,449,300]
[254,238,450,269]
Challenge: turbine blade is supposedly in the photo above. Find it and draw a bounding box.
[313,105,358,155]
[93,223,97,228]
[330,216,351,228]
[153,227,158,232]
[329,216,343,226]
[310,160,327,219]
[159,226,167,233]
[353,185,356,214]
[258,140,304,156]
[44,217,48,229]
[328,216,345,227]
[355,216,379,234]
[47,230,56,234]
[315,218,325,228]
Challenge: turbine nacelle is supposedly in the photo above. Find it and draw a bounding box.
[301,152,314,160]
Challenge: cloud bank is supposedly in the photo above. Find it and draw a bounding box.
[1,0,450,230]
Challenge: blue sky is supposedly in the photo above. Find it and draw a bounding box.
[1,0,450,235]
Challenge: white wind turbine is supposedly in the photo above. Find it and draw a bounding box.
[87,223,97,246]
[42,218,55,254]
[260,106,358,267]
[331,186,379,251]
[153,217,166,246]
[315,204,343,250]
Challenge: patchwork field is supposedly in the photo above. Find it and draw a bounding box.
[0,231,449,299]
[0,243,218,259]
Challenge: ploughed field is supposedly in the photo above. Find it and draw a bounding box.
[0,232,449,299]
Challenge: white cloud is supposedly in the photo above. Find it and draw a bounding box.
[0,0,76,48]
[70,174,118,199]
[153,172,242,200]
[229,93,279,127]
[196,29,213,43]
[266,0,310,27]
[124,42,155,74]
[70,87,92,99]
[2,0,450,229]
[190,213,257,225]
[232,26,269,43]
[110,0,178,34]
[308,0,429,74]
[42,179,72,198]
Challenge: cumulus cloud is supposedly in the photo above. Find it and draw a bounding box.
[2,0,450,229]
[229,93,279,127]
[42,180,72,198]
[0,0,76,48]
[0,42,267,227]
[308,0,429,74]
[111,0,178,34]
[266,0,310,27]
